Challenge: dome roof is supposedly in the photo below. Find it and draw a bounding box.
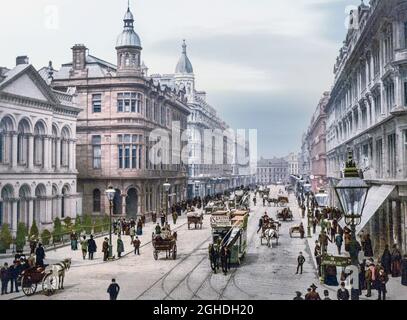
[116,7,142,49]
[175,40,193,74]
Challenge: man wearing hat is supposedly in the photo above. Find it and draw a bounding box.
[293,291,304,300]
[337,282,350,300]
[107,278,120,300]
[296,252,306,274]
[29,236,37,255]
[323,290,331,300]
[35,243,45,268]
[102,238,109,261]
[306,284,321,300]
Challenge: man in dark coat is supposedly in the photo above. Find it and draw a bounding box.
[220,247,229,275]
[9,260,21,293]
[29,237,37,255]
[391,244,402,278]
[88,235,97,260]
[337,282,350,300]
[307,284,321,300]
[296,252,305,274]
[257,217,263,234]
[35,243,45,267]
[293,291,304,300]
[401,255,407,286]
[0,263,9,295]
[363,234,374,257]
[133,236,141,255]
[381,245,392,275]
[377,268,389,300]
[107,279,120,300]
[102,238,109,261]
[160,211,166,227]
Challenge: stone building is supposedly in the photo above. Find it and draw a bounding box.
[48,6,190,218]
[308,92,330,192]
[325,0,407,254]
[299,132,311,179]
[285,152,300,175]
[0,58,81,234]
[152,41,249,199]
[256,157,289,185]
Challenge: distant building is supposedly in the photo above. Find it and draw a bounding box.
[0,57,81,234]
[285,152,300,175]
[256,157,289,185]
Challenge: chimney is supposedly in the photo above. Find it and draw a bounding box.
[71,44,87,70]
[16,56,29,66]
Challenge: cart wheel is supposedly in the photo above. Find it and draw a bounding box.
[21,275,37,296]
[42,273,58,296]
[172,245,177,260]
[153,250,158,260]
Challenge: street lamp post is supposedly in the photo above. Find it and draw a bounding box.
[105,186,116,260]
[163,180,171,224]
[334,150,369,299]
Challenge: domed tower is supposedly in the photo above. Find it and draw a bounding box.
[116,4,142,75]
[174,40,195,103]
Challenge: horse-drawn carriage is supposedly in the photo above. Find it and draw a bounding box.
[289,224,305,238]
[259,220,280,247]
[204,201,224,214]
[152,233,177,260]
[277,196,289,207]
[187,211,204,229]
[18,258,71,296]
[277,207,293,221]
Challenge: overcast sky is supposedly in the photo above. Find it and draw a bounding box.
[0,0,360,158]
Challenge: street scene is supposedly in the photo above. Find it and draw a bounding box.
[1,0,407,302]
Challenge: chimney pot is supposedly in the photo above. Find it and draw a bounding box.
[16,56,29,66]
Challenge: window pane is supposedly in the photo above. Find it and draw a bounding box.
[132,145,137,168]
[118,146,123,169]
[125,146,130,168]
[118,100,123,112]
[92,135,101,145]
[124,134,131,143]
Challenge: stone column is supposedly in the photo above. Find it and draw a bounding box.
[55,138,61,171]
[11,132,18,169]
[394,69,403,109]
[28,198,34,229]
[11,199,18,235]
[43,136,50,170]
[121,194,127,216]
[27,134,34,169]
[358,105,363,131]
[68,140,74,171]
[380,82,386,115]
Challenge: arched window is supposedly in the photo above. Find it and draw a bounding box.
[18,185,31,226]
[61,127,70,167]
[17,118,31,166]
[93,189,101,212]
[34,121,46,167]
[61,185,70,218]
[34,184,46,224]
[0,117,14,164]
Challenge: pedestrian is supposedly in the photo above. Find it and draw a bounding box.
[29,236,37,255]
[314,241,322,277]
[391,244,402,277]
[299,223,305,239]
[377,268,389,300]
[401,254,407,286]
[155,223,161,235]
[307,284,321,300]
[70,231,78,250]
[257,217,263,234]
[133,236,141,255]
[296,252,305,274]
[116,235,124,258]
[312,217,317,234]
[304,288,312,300]
[318,231,331,254]
[335,233,343,255]
[365,260,375,297]
[301,205,305,219]
[253,197,257,206]
[1,263,9,295]
[363,234,374,257]
[220,247,229,275]
[35,242,45,267]
[107,278,120,300]
[172,210,178,225]
[337,282,350,300]
[136,219,143,235]
[381,245,392,275]
[102,237,109,261]
[160,211,166,227]
[323,290,331,300]
[80,235,88,260]
[293,291,303,300]
[88,234,97,260]
[9,260,20,293]
[130,226,136,244]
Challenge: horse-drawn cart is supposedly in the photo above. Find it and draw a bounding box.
[289,225,305,238]
[277,207,293,221]
[152,234,177,260]
[187,212,203,229]
[259,221,280,247]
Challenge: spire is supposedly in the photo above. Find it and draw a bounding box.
[116,1,141,49]
[175,40,193,74]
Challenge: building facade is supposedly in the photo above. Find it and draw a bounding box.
[326,0,407,254]
[256,157,289,185]
[285,152,300,175]
[49,6,190,218]
[0,59,81,234]
[299,132,311,180]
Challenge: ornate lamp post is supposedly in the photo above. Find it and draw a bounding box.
[334,150,369,267]
[163,180,171,223]
[105,186,116,260]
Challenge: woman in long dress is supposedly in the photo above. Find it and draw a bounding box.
[381,245,392,275]
[391,244,402,277]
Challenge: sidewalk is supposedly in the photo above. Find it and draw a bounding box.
[291,194,407,300]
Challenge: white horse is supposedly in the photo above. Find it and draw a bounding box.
[44,258,72,290]
[261,228,279,247]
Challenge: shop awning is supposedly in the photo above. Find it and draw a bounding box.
[338,185,395,234]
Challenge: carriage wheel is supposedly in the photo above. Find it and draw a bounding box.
[188,223,190,230]
[172,245,177,260]
[42,273,58,296]
[153,250,158,260]
[21,275,37,296]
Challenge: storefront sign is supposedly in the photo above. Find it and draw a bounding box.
[321,254,351,267]
[210,215,231,227]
